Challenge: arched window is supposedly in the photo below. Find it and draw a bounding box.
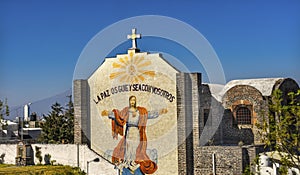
[236,107,251,124]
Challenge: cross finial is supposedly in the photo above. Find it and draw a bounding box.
[127,28,141,50]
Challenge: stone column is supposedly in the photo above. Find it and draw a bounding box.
[73,79,89,145]
[177,72,201,175]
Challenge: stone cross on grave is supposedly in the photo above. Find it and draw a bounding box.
[127,28,141,50]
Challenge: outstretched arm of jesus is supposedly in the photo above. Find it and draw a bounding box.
[102,108,167,119]
[148,108,168,119]
[101,110,115,119]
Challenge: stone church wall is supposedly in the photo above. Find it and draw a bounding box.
[199,84,262,146]
[199,78,300,147]
[222,85,265,145]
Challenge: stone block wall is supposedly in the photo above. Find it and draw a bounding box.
[194,146,244,175]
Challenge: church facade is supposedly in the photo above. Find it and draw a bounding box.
[73,29,299,175]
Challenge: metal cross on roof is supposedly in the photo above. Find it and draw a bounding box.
[127,28,141,50]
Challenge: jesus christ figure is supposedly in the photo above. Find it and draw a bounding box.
[102,95,167,175]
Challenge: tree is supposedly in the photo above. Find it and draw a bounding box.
[39,98,74,144]
[63,95,74,143]
[0,98,9,130]
[258,89,300,173]
[35,146,42,164]
[0,98,9,121]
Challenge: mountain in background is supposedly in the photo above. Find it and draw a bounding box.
[6,89,72,121]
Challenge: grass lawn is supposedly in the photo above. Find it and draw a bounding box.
[0,164,86,175]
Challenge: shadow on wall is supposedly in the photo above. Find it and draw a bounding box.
[0,153,5,164]
[206,107,255,146]
[200,85,256,146]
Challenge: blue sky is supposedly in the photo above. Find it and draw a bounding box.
[1,1,299,107]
